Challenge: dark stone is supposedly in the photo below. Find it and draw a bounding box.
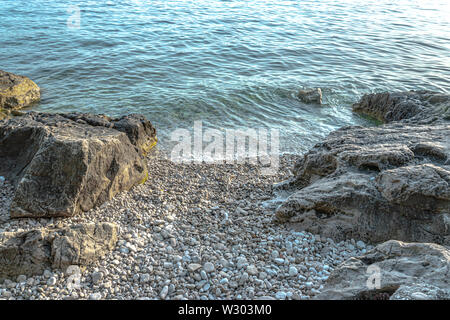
[275,91,450,245]
[0,222,118,280]
[0,112,157,217]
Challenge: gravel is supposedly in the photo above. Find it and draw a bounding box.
[0,149,372,300]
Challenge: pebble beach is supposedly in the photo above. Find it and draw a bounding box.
[0,150,371,300]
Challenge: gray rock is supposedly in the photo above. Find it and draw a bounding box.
[0,112,156,217]
[89,293,102,300]
[390,283,450,300]
[187,263,202,272]
[0,70,40,110]
[274,258,284,265]
[356,241,365,249]
[47,277,57,286]
[62,112,157,156]
[352,90,450,124]
[288,266,298,277]
[298,88,322,105]
[275,91,450,245]
[203,262,215,273]
[0,222,118,280]
[91,272,103,284]
[236,257,248,269]
[258,295,276,300]
[316,240,450,300]
[275,291,287,300]
[140,274,151,283]
[270,250,279,259]
[160,285,169,299]
[43,270,52,279]
[246,265,259,276]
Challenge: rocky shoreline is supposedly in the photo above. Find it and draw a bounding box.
[0,71,449,300]
[0,151,375,300]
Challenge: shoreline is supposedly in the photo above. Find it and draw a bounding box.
[1,70,449,300]
[0,150,371,300]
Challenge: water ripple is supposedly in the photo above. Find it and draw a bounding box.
[1,0,449,153]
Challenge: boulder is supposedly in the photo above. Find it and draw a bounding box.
[0,112,157,217]
[0,222,118,280]
[0,70,40,110]
[298,88,322,105]
[390,283,449,300]
[315,240,450,300]
[352,90,450,124]
[61,113,157,156]
[275,91,450,245]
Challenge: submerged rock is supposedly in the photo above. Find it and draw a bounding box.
[0,222,118,280]
[315,240,450,300]
[298,88,322,105]
[0,70,40,110]
[275,91,450,245]
[0,112,157,217]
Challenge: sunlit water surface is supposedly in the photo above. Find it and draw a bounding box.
[1,0,449,153]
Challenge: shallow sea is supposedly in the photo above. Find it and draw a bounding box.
[1,0,449,153]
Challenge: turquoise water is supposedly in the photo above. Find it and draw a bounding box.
[1,0,449,153]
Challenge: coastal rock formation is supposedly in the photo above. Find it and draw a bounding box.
[61,113,157,156]
[0,70,40,110]
[0,222,118,280]
[315,240,450,300]
[275,91,450,245]
[0,112,157,217]
[298,88,322,105]
[352,90,450,124]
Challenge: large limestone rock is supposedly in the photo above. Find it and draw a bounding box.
[0,222,118,281]
[0,70,40,110]
[316,240,450,300]
[0,112,157,217]
[275,91,450,245]
[352,90,450,124]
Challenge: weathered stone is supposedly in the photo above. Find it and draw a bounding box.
[275,125,450,244]
[0,70,40,110]
[275,91,450,245]
[390,283,450,300]
[61,113,157,156]
[352,90,450,124]
[0,222,118,280]
[298,88,322,105]
[0,112,156,217]
[315,240,450,300]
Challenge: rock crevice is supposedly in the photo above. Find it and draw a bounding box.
[275,91,450,246]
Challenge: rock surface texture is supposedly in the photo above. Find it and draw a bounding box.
[315,240,450,300]
[0,112,157,217]
[0,222,118,280]
[0,70,40,111]
[275,91,450,246]
[352,90,450,124]
[298,88,322,105]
